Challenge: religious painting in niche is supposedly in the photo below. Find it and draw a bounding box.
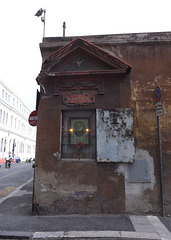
[70,119,89,144]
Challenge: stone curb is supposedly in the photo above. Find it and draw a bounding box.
[0,230,163,240]
[0,231,33,239]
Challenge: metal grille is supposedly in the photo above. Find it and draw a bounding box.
[61,130,96,159]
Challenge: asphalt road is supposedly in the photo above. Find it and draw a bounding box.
[0,162,34,199]
[0,162,136,233]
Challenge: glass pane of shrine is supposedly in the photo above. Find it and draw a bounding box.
[61,110,96,160]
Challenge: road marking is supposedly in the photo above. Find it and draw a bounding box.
[0,187,16,198]
[0,177,33,204]
[0,168,29,180]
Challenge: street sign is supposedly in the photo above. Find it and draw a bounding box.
[155,101,163,110]
[28,110,38,126]
[154,86,161,102]
[155,108,164,117]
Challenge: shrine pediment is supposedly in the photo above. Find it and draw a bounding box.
[38,38,131,78]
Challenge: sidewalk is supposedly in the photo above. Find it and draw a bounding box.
[0,178,170,239]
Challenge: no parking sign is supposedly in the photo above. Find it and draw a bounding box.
[154,86,161,102]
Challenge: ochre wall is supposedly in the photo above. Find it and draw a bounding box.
[105,41,171,215]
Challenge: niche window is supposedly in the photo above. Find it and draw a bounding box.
[61,110,96,160]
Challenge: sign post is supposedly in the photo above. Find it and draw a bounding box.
[28,110,38,127]
[154,86,164,216]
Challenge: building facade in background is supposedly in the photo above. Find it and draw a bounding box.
[34,32,171,216]
[0,80,36,162]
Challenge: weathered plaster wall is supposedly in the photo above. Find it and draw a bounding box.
[34,74,129,214]
[34,161,125,214]
[117,148,159,213]
[126,149,157,213]
[95,35,171,215]
[96,109,135,163]
[35,32,171,215]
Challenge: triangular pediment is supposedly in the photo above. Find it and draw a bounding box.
[40,38,131,76]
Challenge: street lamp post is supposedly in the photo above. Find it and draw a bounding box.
[35,8,46,38]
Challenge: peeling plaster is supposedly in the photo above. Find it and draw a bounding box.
[96,109,135,162]
[125,149,156,213]
[35,170,97,205]
[41,187,48,193]
[116,148,157,213]
[53,151,61,160]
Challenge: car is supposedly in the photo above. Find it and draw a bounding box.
[16,157,21,163]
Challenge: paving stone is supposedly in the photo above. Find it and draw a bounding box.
[147,216,171,239]
[32,231,64,239]
[120,231,161,239]
[64,230,120,238]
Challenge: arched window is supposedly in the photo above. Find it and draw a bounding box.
[2,89,4,98]
[27,145,31,153]
[0,110,2,122]
[18,119,20,130]
[0,138,3,152]
[32,145,35,154]
[2,111,5,124]
[4,139,6,152]
[12,139,16,156]
[15,118,17,129]
[9,139,12,153]
[19,142,24,153]
[11,115,13,127]
[6,113,8,125]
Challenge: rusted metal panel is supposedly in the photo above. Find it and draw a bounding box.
[96,109,135,162]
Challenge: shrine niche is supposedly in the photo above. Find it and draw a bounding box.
[34,36,133,215]
[34,32,171,217]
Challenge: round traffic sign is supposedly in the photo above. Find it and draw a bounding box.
[28,110,38,126]
[154,86,161,102]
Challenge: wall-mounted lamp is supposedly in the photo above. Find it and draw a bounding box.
[69,128,74,133]
[85,128,90,133]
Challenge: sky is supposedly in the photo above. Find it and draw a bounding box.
[0,0,170,110]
